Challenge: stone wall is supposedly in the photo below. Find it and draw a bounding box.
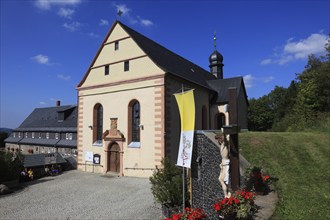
[191,131,224,219]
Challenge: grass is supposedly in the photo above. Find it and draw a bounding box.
[239,130,330,219]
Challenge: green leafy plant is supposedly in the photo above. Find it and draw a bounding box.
[213,190,256,219]
[164,207,207,220]
[0,151,24,182]
[149,157,188,208]
[244,166,273,194]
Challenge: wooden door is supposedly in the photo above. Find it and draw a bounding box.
[109,143,120,173]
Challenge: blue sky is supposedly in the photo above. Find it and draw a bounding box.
[1,0,329,129]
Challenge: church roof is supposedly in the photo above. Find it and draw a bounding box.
[207,77,248,104]
[118,21,216,89]
[14,105,77,132]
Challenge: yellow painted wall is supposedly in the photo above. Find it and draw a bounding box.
[78,82,163,177]
[80,23,164,88]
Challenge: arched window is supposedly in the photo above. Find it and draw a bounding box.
[93,104,103,144]
[216,113,226,129]
[202,106,208,130]
[128,100,140,144]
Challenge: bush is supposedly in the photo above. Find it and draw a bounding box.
[0,151,24,183]
[149,157,188,208]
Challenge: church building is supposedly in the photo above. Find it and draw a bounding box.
[76,20,248,177]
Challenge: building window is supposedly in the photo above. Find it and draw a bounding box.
[216,113,226,129]
[202,106,208,130]
[128,100,140,144]
[105,65,109,75]
[18,132,21,138]
[114,41,119,50]
[13,132,16,138]
[55,133,59,139]
[46,132,49,139]
[25,132,28,138]
[66,133,72,140]
[32,132,35,139]
[93,104,103,144]
[38,133,41,139]
[124,61,129,72]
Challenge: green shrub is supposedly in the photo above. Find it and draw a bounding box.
[149,157,188,207]
[0,151,24,182]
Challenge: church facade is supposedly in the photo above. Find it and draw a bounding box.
[76,21,248,177]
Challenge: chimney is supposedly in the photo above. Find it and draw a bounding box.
[56,100,61,107]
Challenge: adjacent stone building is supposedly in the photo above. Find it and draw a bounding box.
[5,101,77,157]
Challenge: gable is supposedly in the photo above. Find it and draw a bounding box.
[77,22,165,89]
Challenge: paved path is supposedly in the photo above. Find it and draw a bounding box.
[0,170,162,220]
[254,188,278,220]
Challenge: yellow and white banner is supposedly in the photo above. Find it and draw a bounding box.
[174,89,195,168]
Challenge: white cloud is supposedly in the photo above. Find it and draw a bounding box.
[99,19,109,26]
[113,3,154,26]
[262,76,275,83]
[58,8,75,19]
[35,0,82,10]
[243,74,254,88]
[39,101,46,105]
[114,3,131,16]
[261,32,329,65]
[31,54,50,65]
[57,74,71,81]
[283,33,327,60]
[243,74,274,88]
[63,21,81,32]
[138,16,153,27]
[88,32,99,38]
[260,59,272,65]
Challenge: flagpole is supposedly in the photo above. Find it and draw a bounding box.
[181,83,185,214]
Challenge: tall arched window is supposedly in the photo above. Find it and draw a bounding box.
[128,100,140,144]
[216,113,226,129]
[93,104,103,144]
[202,106,208,130]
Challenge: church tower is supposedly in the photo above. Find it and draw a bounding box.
[209,34,224,79]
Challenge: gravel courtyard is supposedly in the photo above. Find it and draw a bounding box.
[0,170,163,220]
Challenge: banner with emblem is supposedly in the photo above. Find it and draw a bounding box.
[174,89,195,168]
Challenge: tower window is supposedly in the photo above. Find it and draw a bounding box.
[124,61,129,72]
[114,41,119,50]
[105,65,109,75]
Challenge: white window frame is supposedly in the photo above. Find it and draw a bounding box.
[66,133,72,140]
[46,132,49,139]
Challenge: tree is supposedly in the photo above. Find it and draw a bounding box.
[0,132,9,148]
[248,96,274,131]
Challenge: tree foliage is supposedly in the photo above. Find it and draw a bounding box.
[248,37,330,131]
[0,151,24,182]
[149,157,187,207]
[0,132,9,148]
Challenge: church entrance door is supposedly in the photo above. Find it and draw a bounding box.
[108,143,120,173]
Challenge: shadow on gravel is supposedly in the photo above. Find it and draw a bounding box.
[0,178,55,199]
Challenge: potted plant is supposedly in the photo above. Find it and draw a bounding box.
[165,207,207,220]
[213,190,256,219]
[149,157,188,217]
[244,166,272,195]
